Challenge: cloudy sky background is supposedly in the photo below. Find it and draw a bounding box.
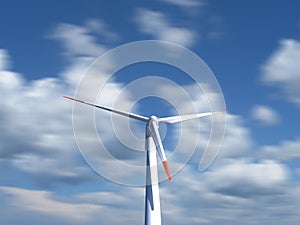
[1,0,300,224]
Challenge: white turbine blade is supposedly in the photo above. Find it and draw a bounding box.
[158,110,226,124]
[149,120,172,181]
[63,96,149,122]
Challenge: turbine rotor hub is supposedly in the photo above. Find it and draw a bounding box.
[150,115,158,121]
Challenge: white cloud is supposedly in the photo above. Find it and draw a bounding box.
[1,158,299,225]
[12,154,93,186]
[49,20,114,59]
[135,9,196,47]
[0,158,293,225]
[0,23,117,186]
[0,58,95,186]
[260,138,300,161]
[158,160,294,225]
[0,186,100,222]
[261,39,300,107]
[0,185,147,225]
[218,114,253,159]
[84,18,119,41]
[185,112,253,169]
[172,111,253,171]
[207,160,288,192]
[251,104,280,125]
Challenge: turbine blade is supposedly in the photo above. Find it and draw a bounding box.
[158,110,226,124]
[63,96,149,122]
[149,120,172,181]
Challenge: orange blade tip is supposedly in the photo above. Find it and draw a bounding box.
[213,110,226,114]
[162,161,172,182]
[63,96,84,103]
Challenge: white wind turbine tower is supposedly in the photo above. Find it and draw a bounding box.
[64,95,224,225]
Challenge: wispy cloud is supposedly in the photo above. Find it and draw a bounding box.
[260,139,300,161]
[0,50,94,187]
[1,156,297,225]
[207,160,288,196]
[218,114,253,159]
[48,19,118,60]
[135,8,196,47]
[159,160,295,225]
[161,0,205,8]
[0,186,100,222]
[0,185,146,225]
[261,39,300,107]
[0,21,123,187]
[251,104,280,126]
[84,18,119,41]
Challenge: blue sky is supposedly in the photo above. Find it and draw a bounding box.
[1,0,300,224]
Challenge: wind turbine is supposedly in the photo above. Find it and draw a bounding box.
[64,95,224,225]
